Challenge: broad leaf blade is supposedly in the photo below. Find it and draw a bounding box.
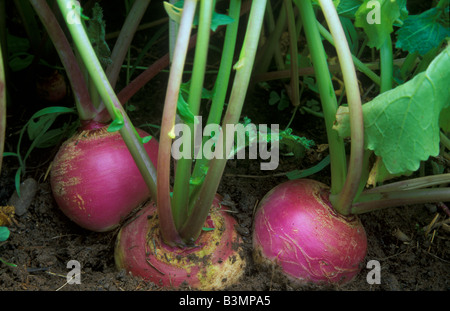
[395,7,450,56]
[27,114,56,141]
[334,45,450,175]
[354,0,400,49]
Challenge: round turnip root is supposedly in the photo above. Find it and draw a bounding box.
[114,195,246,290]
[253,179,367,286]
[35,68,67,103]
[50,124,158,232]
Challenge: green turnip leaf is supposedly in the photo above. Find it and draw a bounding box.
[176,92,197,124]
[334,45,450,175]
[107,118,124,132]
[27,114,56,141]
[337,0,362,19]
[177,81,213,124]
[141,136,153,144]
[279,128,315,159]
[165,1,235,31]
[395,7,450,56]
[354,0,400,49]
[210,12,234,32]
[337,0,408,23]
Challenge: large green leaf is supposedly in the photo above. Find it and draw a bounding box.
[334,45,450,175]
[354,0,400,48]
[395,7,450,56]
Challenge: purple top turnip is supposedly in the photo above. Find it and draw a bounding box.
[50,125,158,232]
[253,179,367,285]
[114,195,246,290]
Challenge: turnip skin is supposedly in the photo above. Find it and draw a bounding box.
[114,195,246,290]
[35,68,67,103]
[50,126,158,232]
[253,179,367,285]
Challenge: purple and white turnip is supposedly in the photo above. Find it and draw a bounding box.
[253,179,367,285]
[28,0,161,233]
[252,0,450,288]
[114,195,246,290]
[249,0,369,286]
[50,122,158,232]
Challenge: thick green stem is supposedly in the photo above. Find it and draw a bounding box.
[92,0,151,123]
[284,0,300,107]
[178,0,267,243]
[399,51,418,80]
[189,0,240,189]
[440,131,450,150]
[30,0,95,120]
[106,0,151,89]
[294,0,347,195]
[351,187,450,214]
[13,0,41,55]
[363,173,450,193]
[353,173,450,214]
[0,0,6,68]
[187,0,241,216]
[116,36,196,105]
[168,0,179,62]
[317,22,381,86]
[172,0,213,230]
[0,41,5,173]
[56,0,158,208]
[318,0,365,215]
[115,1,252,106]
[414,46,440,75]
[379,35,393,93]
[157,0,197,246]
[254,1,287,74]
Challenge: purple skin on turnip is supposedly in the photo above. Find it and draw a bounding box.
[50,122,158,232]
[114,194,246,290]
[252,179,367,286]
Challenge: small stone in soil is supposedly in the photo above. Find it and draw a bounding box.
[8,178,39,216]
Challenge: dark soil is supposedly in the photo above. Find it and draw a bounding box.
[1,0,449,295]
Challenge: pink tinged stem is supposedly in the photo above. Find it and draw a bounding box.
[157,0,198,246]
[95,0,152,123]
[29,0,96,120]
[0,43,5,173]
[351,188,450,214]
[116,33,198,105]
[318,0,365,215]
